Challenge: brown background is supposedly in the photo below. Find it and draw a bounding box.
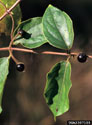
[0,0,92,124]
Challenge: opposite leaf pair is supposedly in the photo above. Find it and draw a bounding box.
[0,5,74,117]
[14,5,74,50]
[13,5,74,117]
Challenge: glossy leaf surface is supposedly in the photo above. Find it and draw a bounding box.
[44,61,72,117]
[42,5,74,50]
[14,17,47,49]
[0,57,9,113]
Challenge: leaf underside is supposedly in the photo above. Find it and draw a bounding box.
[44,61,72,117]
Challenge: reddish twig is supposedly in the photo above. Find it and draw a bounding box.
[0,47,92,58]
[0,0,92,61]
[0,0,21,21]
[9,13,15,40]
[0,0,21,63]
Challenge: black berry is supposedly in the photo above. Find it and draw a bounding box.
[77,53,88,63]
[18,30,31,39]
[16,63,25,72]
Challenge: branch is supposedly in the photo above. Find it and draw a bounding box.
[0,47,92,58]
[0,0,21,21]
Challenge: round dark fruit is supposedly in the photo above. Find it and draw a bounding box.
[77,53,88,63]
[16,63,25,72]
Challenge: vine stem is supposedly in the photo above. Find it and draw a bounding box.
[0,0,21,21]
[0,47,92,58]
[0,0,21,63]
[8,10,18,63]
[0,0,92,60]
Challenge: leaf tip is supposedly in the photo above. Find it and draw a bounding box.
[48,4,53,8]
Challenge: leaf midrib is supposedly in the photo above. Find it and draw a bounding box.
[54,61,69,115]
[49,7,68,49]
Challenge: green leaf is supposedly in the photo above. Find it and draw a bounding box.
[14,17,48,49]
[44,61,72,117]
[0,57,10,113]
[42,5,74,50]
[0,0,21,35]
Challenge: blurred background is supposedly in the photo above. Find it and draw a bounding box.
[1,0,92,124]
